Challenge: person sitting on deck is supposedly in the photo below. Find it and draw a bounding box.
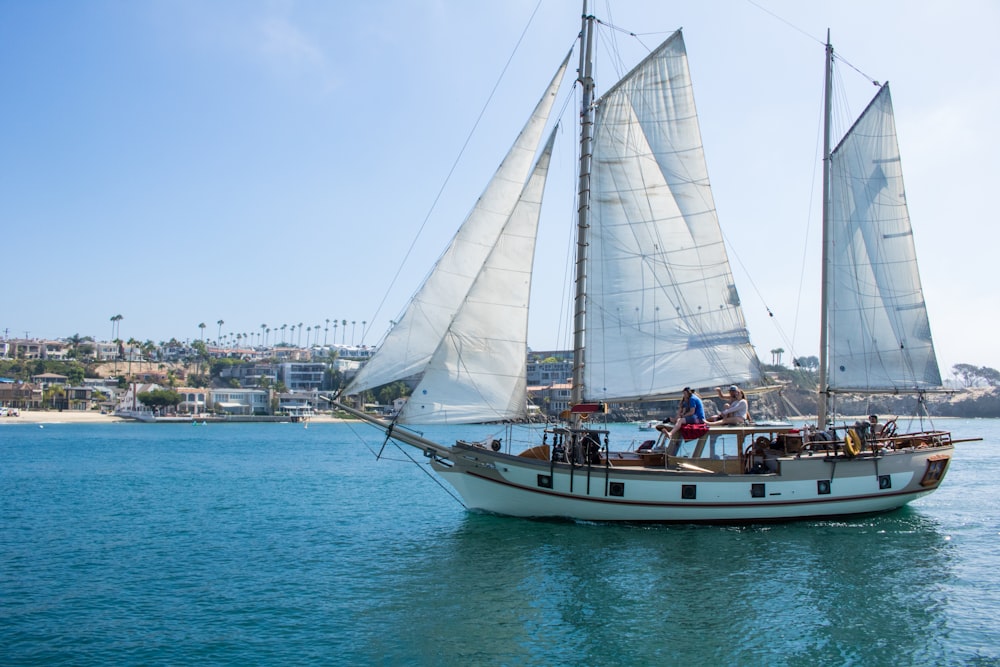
[656,387,705,442]
[706,385,749,425]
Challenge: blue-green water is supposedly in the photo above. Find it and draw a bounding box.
[1,419,998,666]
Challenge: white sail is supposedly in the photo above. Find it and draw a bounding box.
[346,56,569,396]
[827,85,941,391]
[583,31,759,402]
[399,131,555,424]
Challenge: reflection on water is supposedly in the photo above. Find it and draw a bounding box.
[353,508,960,666]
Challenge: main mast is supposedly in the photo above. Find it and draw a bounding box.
[817,31,833,428]
[571,4,595,409]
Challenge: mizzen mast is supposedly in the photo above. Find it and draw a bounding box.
[817,30,834,428]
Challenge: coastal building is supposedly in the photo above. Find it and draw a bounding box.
[92,341,119,361]
[30,373,69,388]
[526,350,573,386]
[114,382,160,419]
[527,382,572,418]
[218,363,279,387]
[176,387,210,415]
[208,389,269,416]
[64,386,95,411]
[277,391,317,417]
[3,339,72,360]
[279,363,326,391]
[0,381,41,410]
[328,344,376,361]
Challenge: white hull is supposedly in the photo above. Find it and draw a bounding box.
[430,441,952,523]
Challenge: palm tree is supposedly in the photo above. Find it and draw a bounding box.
[324,318,330,346]
[260,324,266,348]
[281,324,287,345]
[333,321,338,346]
[361,320,367,344]
[127,337,139,378]
[198,323,206,341]
[217,320,224,341]
[351,321,356,345]
[341,319,347,344]
[298,322,304,347]
[290,325,296,347]
[110,314,123,372]
[265,327,271,347]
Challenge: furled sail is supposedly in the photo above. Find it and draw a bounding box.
[346,55,569,397]
[399,130,556,424]
[827,85,941,391]
[582,31,760,402]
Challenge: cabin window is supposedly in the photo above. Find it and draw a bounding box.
[537,474,552,489]
[609,482,625,497]
[878,474,892,490]
[920,456,950,487]
[817,480,831,495]
[751,483,765,498]
[681,484,697,500]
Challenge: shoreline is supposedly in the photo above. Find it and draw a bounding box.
[0,411,350,425]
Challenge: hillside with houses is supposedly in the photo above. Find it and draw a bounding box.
[2,336,998,421]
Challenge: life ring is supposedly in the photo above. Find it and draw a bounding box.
[844,428,862,457]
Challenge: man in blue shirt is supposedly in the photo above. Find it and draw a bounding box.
[658,387,705,442]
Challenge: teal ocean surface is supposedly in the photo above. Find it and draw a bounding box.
[2,419,998,665]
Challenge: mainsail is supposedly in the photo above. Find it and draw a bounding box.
[582,31,760,402]
[827,85,941,391]
[345,56,569,398]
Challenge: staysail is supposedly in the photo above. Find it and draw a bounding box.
[582,31,760,402]
[398,131,556,423]
[345,56,570,398]
[827,85,941,391]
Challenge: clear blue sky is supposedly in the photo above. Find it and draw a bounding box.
[2,1,996,376]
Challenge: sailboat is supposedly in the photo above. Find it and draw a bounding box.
[334,7,971,522]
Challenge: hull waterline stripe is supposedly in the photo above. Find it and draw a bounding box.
[457,468,933,510]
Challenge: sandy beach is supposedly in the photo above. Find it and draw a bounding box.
[0,411,127,425]
[0,411,349,425]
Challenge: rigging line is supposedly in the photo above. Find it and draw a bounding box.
[341,410,465,507]
[591,15,665,54]
[744,0,880,85]
[362,0,546,333]
[744,0,820,46]
[791,66,827,363]
[389,439,467,508]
